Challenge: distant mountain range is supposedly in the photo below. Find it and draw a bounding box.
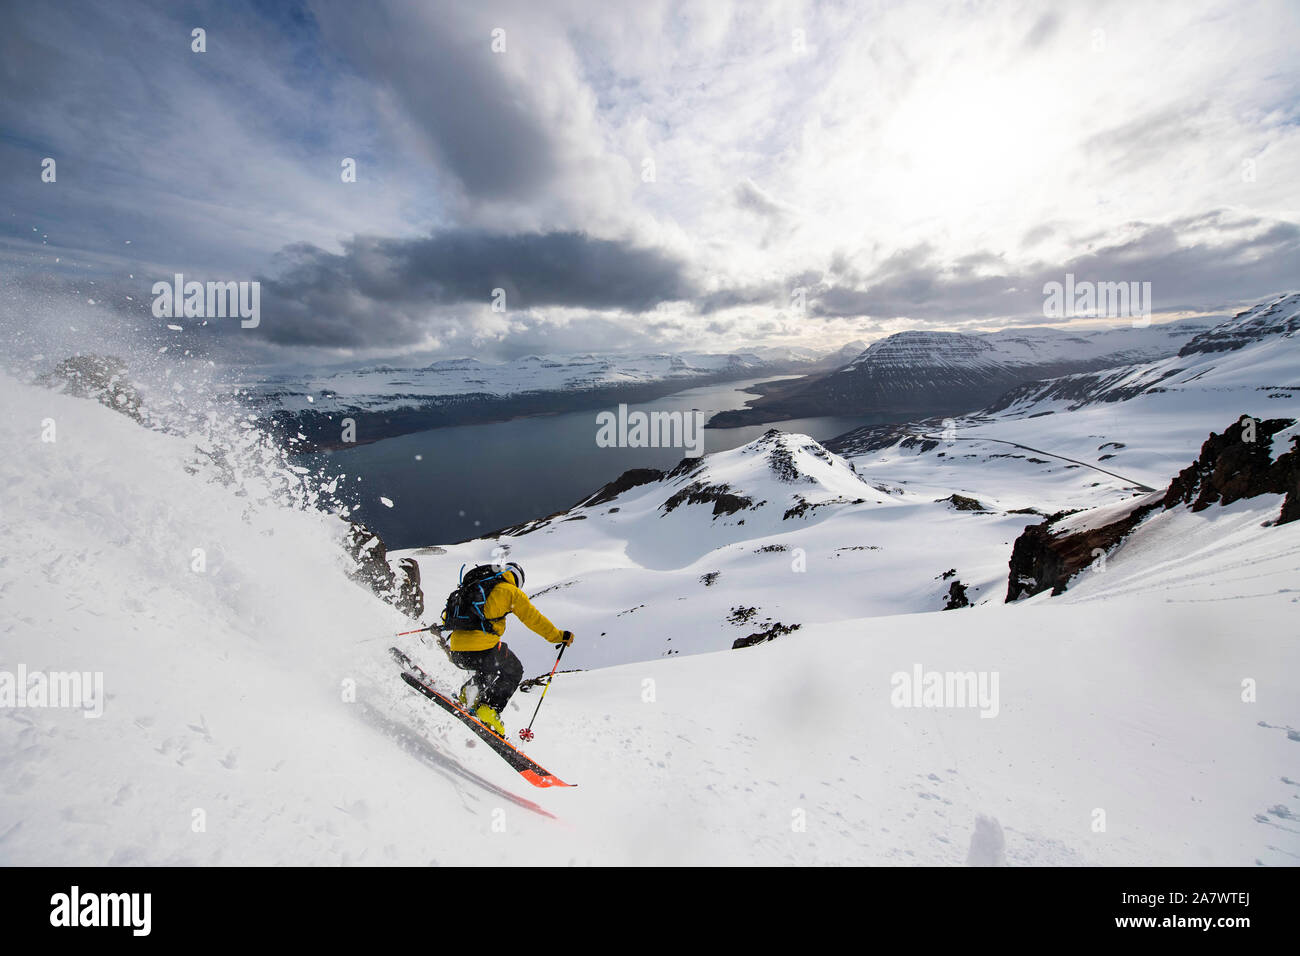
[981,292,1299,415]
[243,347,856,450]
[706,319,1216,427]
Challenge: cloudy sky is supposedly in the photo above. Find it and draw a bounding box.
[3,0,1299,365]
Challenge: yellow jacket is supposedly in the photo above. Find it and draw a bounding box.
[447,569,565,652]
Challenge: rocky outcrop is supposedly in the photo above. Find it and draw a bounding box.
[943,580,971,609]
[732,621,801,649]
[661,481,754,517]
[1005,415,1299,601]
[1162,416,1297,515]
[581,467,665,507]
[1005,500,1159,600]
[941,493,987,512]
[342,521,425,618]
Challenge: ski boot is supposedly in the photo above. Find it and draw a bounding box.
[457,678,480,710]
[475,704,507,738]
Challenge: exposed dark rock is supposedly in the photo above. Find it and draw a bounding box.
[666,457,707,480]
[582,467,665,507]
[395,557,424,619]
[1280,442,1300,525]
[661,481,753,517]
[342,521,425,618]
[1005,498,1163,601]
[943,580,971,609]
[700,571,720,587]
[783,495,865,520]
[732,621,801,649]
[727,606,758,625]
[767,438,803,481]
[905,436,941,453]
[939,493,987,511]
[1162,416,1297,514]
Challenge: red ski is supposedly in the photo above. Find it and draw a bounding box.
[391,647,575,789]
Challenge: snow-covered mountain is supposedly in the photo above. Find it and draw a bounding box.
[1177,291,1300,355]
[243,348,837,416]
[707,319,1213,426]
[980,292,1299,417]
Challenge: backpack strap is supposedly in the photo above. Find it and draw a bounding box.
[471,573,509,629]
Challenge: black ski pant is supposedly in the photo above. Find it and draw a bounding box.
[448,641,523,712]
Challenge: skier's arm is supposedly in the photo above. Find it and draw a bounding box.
[505,586,566,643]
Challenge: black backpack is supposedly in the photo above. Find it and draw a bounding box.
[442,564,509,633]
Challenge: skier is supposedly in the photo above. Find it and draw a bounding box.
[443,561,573,737]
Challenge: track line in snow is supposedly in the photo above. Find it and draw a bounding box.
[356,702,561,822]
[912,433,1159,492]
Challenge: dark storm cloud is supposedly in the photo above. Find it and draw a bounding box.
[254,230,698,347]
[310,1,567,203]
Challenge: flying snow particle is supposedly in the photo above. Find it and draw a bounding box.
[379,497,394,508]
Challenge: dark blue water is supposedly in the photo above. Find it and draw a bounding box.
[301,378,878,549]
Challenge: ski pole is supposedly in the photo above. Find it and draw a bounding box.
[518,642,567,742]
[360,623,446,644]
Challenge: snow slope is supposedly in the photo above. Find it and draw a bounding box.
[2,334,1297,864]
[403,429,1044,673]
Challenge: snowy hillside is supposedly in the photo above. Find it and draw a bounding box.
[405,429,1045,671]
[3,291,1298,864]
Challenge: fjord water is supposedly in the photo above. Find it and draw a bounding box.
[301,377,873,549]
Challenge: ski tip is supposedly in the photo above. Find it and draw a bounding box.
[520,769,577,789]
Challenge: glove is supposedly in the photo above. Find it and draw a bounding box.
[559,631,574,647]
